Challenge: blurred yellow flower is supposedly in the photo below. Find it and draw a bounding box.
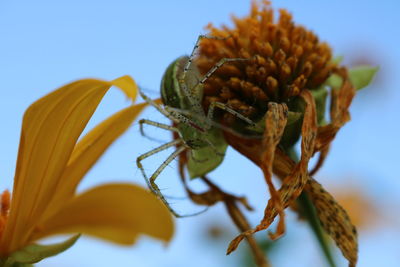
[332,185,378,229]
[0,76,174,266]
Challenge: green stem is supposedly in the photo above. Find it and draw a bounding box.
[298,192,336,267]
[286,148,336,267]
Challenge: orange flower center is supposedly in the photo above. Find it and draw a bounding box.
[196,0,335,121]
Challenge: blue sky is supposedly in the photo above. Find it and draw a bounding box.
[1,1,399,266]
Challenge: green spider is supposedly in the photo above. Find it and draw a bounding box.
[136,35,256,217]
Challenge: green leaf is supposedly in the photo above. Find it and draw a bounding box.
[6,234,80,265]
[349,65,379,90]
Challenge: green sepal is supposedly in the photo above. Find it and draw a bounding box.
[326,65,378,91]
[310,86,328,126]
[286,111,302,126]
[349,65,379,90]
[246,110,302,135]
[280,96,305,149]
[2,234,80,266]
[244,117,265,134]
[280,85,327,148]
[187,129,228,179]
[326,73,343,89]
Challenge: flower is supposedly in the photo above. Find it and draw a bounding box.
[193,1,377,266]
[198,1,334,119]
[0,76,174,266]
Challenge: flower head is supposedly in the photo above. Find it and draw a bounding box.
[197,0,335,120]
[0,77,174,265]
[191,1,377,266]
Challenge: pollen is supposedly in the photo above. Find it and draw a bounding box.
[197,0,335,120]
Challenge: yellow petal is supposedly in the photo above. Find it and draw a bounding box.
[1,76,137,253]
[41,103,148,220]
[111,75,138,101]
[31,184,174,245]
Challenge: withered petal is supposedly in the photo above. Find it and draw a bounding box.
[315,70,356,152]
[305,178,358,267]
[228,91,317,252]
[259,102,288,239]
[261,90,317,235]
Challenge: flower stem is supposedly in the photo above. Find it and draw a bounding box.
[298,192,336,267]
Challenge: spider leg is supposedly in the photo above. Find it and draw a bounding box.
[164,106,206,132]
[207,101,257,128]
[178,35,237,116]
[178,57,249,117]
[137,139,183,189]
[139,90,201,134]
[165,106,261,140]
[182,34,231,77]
[138,119,180,142]
[137,139,206,218]
[198,57,248,86]
[138,90,181,124]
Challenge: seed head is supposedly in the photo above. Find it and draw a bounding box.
[197,0,335,120]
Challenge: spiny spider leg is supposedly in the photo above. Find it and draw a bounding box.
[137,139,183,190]
[178,57,249,117]
[149,146,208,218]
[178,35,235,115]
[182,34,231,75]
[139,119,180,141]
[138,90,181,124]
[164,106,206,132]
[163,106,261,140]
[139,122,224,161]
[137,139,183,215]
[139,90,201,134]
[198,57,249,85]
[137,139,207,217]
[207,101,257,127]
[190,56,251,128]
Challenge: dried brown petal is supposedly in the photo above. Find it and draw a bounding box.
[305,178,358,267]
[227,90,317,253]
[315,70,356,153]
[260,103,288,239]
